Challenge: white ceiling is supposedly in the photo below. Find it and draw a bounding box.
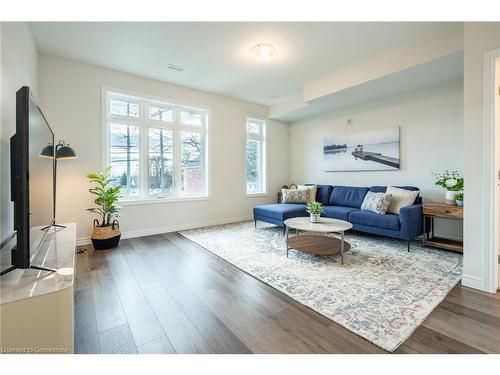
[30,22,458,106]
[271,52,464,122]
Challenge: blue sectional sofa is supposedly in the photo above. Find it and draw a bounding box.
[253,185,423,251]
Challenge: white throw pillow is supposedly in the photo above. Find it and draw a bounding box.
[360,192,392,214]
[298,185,317,203]
[386,186,420,214]
[282,186,316,204]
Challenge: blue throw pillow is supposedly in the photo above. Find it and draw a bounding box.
[329,186,369,208]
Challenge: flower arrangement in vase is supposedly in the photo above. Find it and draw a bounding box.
[432,170,464,205]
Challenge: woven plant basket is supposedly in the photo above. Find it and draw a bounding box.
[91,219,121,250]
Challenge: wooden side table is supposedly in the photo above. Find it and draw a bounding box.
[422,202,463,252]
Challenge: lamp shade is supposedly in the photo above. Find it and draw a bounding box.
[56,145,77,159]
[39,144,55,159]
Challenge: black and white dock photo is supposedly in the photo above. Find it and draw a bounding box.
[323,127,400,171]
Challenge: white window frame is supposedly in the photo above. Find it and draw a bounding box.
[101,87,210,205]
[245,117,267,196]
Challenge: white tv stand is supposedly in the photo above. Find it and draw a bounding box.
[0,223,76,353]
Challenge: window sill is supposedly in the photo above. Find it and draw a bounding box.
[119,195,210,206]
[245,192,268,198]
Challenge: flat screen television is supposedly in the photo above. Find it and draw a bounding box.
[3,86,55,273]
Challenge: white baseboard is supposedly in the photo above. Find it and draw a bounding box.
[76,215,253,247]
[461,274,485,291]
[76,238,92,246]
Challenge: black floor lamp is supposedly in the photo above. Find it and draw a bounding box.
[40,140,77,229]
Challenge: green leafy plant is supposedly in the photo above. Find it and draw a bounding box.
[281,184,289,189]
[431,170,464,192]
[86,167,122,227]
[455,192,464,201]
[306,201,324,215]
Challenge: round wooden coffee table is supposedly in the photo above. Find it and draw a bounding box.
[283,217,353,264]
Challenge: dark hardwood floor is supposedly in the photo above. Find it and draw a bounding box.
[74,233,500,354]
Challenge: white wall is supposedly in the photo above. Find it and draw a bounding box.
[0,22,38,245]
[1,23,2,246]
[288,80,464,239]
[496,58,500,289]
[463,23,500,292]
[37,54,289,241]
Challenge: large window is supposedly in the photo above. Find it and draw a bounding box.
[104,90,209,201]
[246,117,266,194]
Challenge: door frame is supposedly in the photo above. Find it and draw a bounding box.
[482,47,500,292]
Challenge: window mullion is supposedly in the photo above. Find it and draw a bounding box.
[174,127,182,195]
[108,114,141,125]
[247,133,262,141]
[200,132,206,194]
[257,139,262,192]
[140,103,149,198]
[178,123,205,132]
[262,123,267,193]
[261,138,266,193]
[104,95,110,169]
[159,129,165,194]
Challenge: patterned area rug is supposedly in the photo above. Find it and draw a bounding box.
[180,221,463,352]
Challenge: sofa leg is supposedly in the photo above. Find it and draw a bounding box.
[283,226,286,236]
[407,240,410,252]
[254,219,257,229]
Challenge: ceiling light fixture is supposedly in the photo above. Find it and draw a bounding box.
[249,42,279,62]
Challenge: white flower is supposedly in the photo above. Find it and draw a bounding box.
[445,178,457,188]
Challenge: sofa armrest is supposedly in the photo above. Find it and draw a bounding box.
[399,204,423,240]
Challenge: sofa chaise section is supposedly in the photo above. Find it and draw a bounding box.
[253,203,308,233]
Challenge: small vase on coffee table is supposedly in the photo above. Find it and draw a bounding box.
[310,213,320,223]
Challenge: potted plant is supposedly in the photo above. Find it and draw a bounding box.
[455,192,464,207]
[306,201,324,223]
[86,167,122,250]
[432,170,464,205]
